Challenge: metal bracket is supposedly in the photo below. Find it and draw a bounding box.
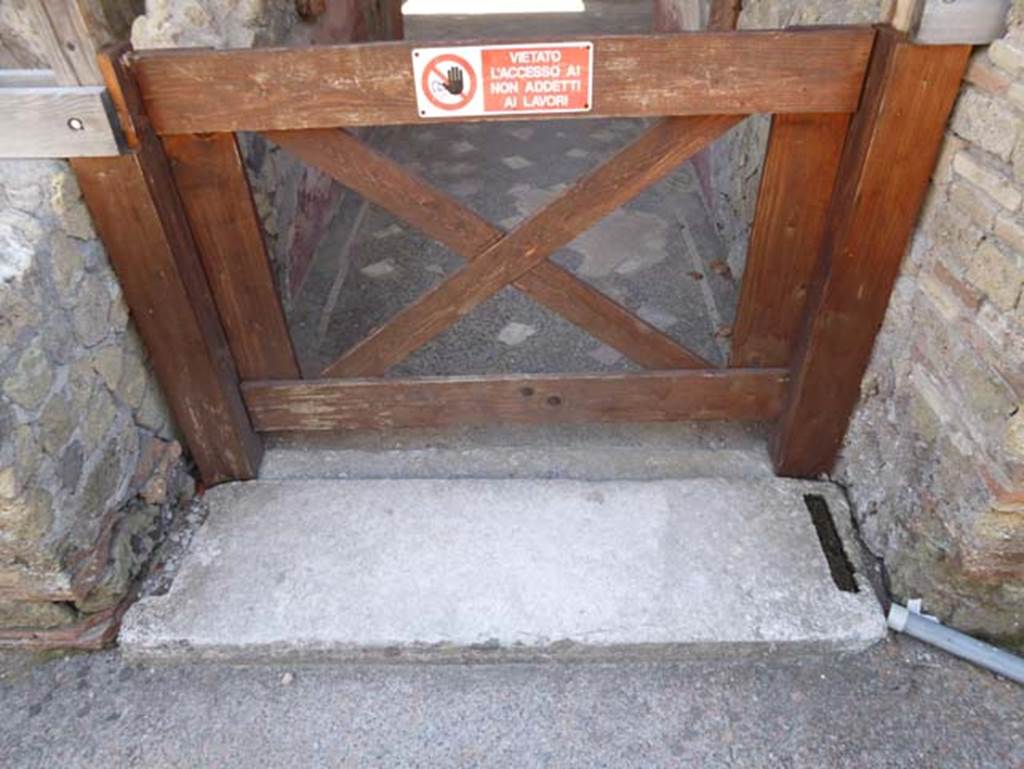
[885,0,1011,44]
[918,0,1011,45]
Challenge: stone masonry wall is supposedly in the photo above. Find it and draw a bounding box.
[1,1,188,638]
[0,0,385,637]
[1,141,185,627]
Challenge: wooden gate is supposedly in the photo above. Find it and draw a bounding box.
[71,25,970,485]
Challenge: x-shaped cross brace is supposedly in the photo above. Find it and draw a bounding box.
[264,115,742,378]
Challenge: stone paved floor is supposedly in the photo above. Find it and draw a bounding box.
[287,1,738,376]
[1,637,1021,768]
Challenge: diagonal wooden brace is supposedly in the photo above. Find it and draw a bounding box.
[270,115,741,378]
[263,127,715,372]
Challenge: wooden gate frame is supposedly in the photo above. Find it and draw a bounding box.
[70,25,970,486]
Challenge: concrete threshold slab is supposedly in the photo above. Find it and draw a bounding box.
[120,479,886,662]
[260,422,774,482]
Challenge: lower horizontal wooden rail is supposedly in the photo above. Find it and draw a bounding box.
[242,369,789,432]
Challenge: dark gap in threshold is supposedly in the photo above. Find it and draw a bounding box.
[804,494,859,593]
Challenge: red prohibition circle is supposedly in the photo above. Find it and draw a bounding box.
[421,53,476,112]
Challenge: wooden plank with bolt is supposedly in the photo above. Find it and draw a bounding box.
[242,369,790,431]
[0,87,121,158]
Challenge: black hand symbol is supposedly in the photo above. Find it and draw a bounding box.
[442,66,464,95]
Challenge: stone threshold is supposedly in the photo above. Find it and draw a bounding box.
[120,478,886,662]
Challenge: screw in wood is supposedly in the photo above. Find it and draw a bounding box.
[67,117,85,131]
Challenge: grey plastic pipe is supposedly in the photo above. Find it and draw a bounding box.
[888,603,1024,685]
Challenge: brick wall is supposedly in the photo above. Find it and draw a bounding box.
[838,12,1024,643]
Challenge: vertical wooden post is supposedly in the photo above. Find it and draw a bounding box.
[771,29,970,477]
[163,133,301,382]
[72,49,263,484]
[382,0,404,40]
[730,112,851,368]
[709,0,742,31]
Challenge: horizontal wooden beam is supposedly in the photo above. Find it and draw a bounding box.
[242,369,789,431]
[131,28,875,134]
[0,86,122,158]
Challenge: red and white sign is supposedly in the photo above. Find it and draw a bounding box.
[412,42,593,119]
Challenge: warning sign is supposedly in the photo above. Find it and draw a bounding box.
[412,42,593,119]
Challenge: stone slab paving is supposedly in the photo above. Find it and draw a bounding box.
[120,478,885,661]
[1,638,1023,768]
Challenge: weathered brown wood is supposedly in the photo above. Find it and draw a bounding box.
[515,264,713,369]
[265,127,711,370]
[730,113,850,367]
[263,128,501,257]
[380,0,404,40]
[95,43,140,149]
[72,50,261,484]
[164,132,300,381]
[243,369,789,431]
[709,0,742,31]
[130,29,875,134]
[772,31,971,477]
[322,115,740,377]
